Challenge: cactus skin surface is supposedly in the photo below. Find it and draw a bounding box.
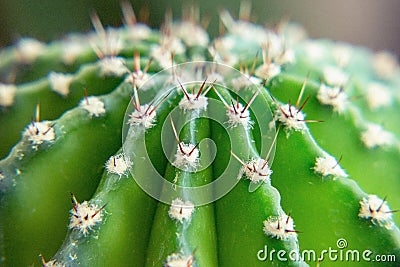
[0,3,399,267]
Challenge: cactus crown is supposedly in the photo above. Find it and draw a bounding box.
[0,2,399,267]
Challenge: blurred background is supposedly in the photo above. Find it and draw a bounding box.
[0,0,399,56]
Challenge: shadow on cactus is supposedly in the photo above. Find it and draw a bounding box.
[0,2,399,266]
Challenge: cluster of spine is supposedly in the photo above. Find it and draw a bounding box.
[0,2,399,267]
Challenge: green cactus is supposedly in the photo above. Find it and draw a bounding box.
[0,3,399,267]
